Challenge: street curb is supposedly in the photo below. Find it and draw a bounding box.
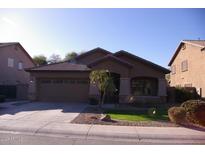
[1,126,205,143]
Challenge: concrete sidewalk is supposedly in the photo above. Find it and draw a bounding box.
[0,119,205,144]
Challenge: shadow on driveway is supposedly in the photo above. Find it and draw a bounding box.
[0,101,87,116]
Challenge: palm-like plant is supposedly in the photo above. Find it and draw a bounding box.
[90,70,116,107]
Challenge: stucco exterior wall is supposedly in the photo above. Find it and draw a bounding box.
[88,57,168,103]
[170,44,205,97]
[0,45,34,85]
[0,44,34,100]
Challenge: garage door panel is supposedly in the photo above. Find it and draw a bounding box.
[38,78,89,102]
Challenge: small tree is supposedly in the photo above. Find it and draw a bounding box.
[33,55,47,66]
[48,54,62,64]
[64,52,78,61]
[90,70,116,107]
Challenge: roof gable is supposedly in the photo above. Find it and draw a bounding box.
[168,40,205,66]
[0,42,35,66]
[88,54,133,68]
[75,47,112,61]
[115,50,170,74]
[183,40,205,47]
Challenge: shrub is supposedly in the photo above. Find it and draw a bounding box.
[0,95,5,103]
[181,100,205,126]
[168,107,186,124]
[175,87,200,103]
[89,98,98,105]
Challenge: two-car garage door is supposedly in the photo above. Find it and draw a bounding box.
[38,78,89,102]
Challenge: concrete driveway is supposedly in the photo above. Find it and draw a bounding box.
[0,101,87,124]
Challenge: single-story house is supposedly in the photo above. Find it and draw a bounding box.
[26,48,170,103]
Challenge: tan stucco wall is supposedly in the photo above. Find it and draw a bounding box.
[0,45,34,85]
[87,57,167,103]
[170,44,205,97]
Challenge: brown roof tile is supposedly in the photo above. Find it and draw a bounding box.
[0,42,19,48]
[115,50,170,73]
[74,47,112,60]
[25,62,91,72]
[183,40,205,47]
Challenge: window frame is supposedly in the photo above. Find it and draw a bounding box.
[130,77,158,96]
[181,60,188,72]
[18,61,23,70]
[8,58,14,68]
[171,65,176,75]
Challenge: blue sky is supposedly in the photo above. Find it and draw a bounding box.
[0,9,204,68]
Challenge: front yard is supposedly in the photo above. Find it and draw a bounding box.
[105,108,168,122]
[71,105,177,127]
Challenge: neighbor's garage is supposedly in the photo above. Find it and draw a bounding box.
[25,62,91,103]
[38,78,89,102]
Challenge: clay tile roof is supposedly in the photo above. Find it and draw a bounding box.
[168,40,205,66]
[115,50,170,73]
[74,47,112,60]
[88,54,133,68]
[0,42,19,48]
[183,40,205,47]
[25,62,91,72]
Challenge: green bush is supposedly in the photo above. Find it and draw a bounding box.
[168,107,186,124]
[89,98,98,105]
[175,87,200,103]
[0,95,5,103]
[181,100,205,126]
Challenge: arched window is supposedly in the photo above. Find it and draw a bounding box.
[131,77,158,96]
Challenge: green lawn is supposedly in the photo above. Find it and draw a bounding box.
[105,108,169,122]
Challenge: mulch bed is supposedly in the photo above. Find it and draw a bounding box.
[71,106,178,127]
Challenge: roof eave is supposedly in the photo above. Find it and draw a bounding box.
[115,50,169,73]
[168,41,205,66]
[25,69,91,72]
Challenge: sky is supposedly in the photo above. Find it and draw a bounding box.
[0,8,204,68]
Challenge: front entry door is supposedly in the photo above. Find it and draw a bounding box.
[105,73,120,103]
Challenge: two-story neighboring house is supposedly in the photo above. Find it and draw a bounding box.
[0,42,35,100]
[168,40,205,98]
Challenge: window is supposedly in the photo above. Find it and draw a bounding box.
[131,77,158,96]
[18,62,23,70]
[171,65,176,74]
[181,60,188,72]
[8,58,14,67]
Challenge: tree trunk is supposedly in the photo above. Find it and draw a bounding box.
[99,91,103,108]
[102,90,106,106]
